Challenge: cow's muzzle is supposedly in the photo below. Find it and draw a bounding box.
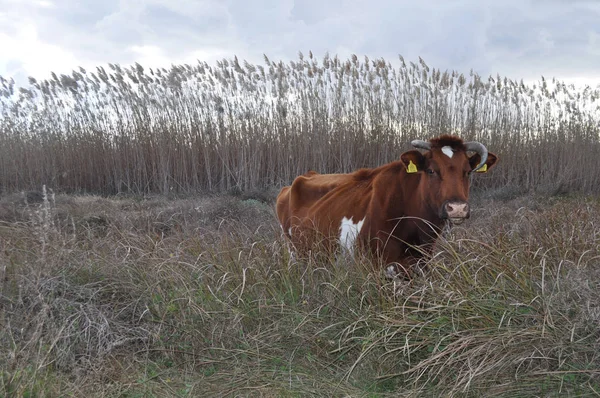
[441,201,470,224]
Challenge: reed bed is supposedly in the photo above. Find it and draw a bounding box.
[1,53,599,195]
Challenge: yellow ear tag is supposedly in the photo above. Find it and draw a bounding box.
[476,164,488,173]
[407,160,418,173]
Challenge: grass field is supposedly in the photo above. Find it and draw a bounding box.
[1,188,599,397]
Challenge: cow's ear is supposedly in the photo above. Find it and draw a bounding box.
[469,152,499,173]
[401,150,426,173]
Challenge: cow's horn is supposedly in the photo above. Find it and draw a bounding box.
[411,140,431,151]
[464,141,488,172]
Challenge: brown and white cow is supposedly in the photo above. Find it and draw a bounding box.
[275,135,498,278]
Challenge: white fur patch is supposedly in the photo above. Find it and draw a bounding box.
[386,265,398,279]
[339,216,365,254]
[441,146,454,158]
[288,227,292,237]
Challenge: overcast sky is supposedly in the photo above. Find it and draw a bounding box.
[1,0,599,88]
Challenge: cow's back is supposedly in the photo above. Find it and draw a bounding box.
[289,172,351,210]
[276,171,353,237]
[276,170,348,221]
[276,169,375,252]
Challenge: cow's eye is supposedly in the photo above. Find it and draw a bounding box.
[426,169,435,175]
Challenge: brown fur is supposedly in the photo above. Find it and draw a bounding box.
[276,135,499,277]
[429,135,467,151]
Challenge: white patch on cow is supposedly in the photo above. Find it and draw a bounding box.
[339,216,365,254]
[441,146,454,158]
[385,263,410,280]
[386,265,398,279]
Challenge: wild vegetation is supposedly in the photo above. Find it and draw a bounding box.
[1,189,599,396]
[1,53,600,195]
[1,54,600,396]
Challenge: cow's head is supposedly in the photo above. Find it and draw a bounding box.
[400,135,498,225]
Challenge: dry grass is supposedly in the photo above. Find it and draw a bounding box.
[1,190,599,397]
[1,53,600,195]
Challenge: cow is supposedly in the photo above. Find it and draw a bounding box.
[275,135,498,278]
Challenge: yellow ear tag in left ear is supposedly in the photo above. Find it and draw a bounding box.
[407,160,418,173]
[476,164,488,173]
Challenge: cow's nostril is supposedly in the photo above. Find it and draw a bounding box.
[444,201,470,219]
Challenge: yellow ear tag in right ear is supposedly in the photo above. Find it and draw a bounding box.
[407,160,418,173]
[476,164,488,173]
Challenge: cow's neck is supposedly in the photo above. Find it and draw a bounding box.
[380,168,446,236]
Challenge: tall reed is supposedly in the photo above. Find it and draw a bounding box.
[1,53,599,195]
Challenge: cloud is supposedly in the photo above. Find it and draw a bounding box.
[0,0,599,87]
[0,22,81,82]
[482,1,600,82]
